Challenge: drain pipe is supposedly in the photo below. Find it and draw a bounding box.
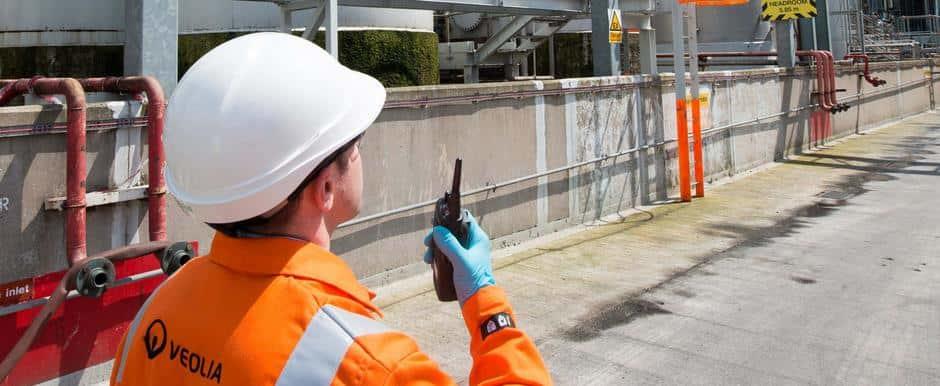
[0,77,88,265]
[796,51,833,143]
[823,51,851,113]
[79,77,167,242]
[796,51,832,110]
[844,54,888,87]
[822,51,846,113]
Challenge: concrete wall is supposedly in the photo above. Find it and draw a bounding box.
[1,60,937,285]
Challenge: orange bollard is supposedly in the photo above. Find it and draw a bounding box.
[676,99,692,202]
[691,97,705,198]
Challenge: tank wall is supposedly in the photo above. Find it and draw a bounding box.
[652,0,774,53]
[2,60,936,286]
[0,0,124,31]
[182,0,434,33]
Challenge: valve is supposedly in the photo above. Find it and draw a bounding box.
[75,258,116,298]
[161,241,194,276]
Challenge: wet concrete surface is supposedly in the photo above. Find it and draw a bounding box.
[379,112,940,384]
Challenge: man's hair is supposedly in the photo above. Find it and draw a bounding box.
[208,135,360,237]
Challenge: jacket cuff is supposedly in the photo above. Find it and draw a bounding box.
[460,285,513,341]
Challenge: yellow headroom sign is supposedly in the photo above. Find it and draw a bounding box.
[761,0,817,21]
[608,9,622,44]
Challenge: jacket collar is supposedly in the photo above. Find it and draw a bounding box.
[206,233,381,315]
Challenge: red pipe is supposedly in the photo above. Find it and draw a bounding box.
[796,51,833,111]
[821,51,840,111]
[0,77,88,265]
[79,77,167,242]
[844,54,888,87]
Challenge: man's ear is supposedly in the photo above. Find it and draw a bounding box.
[310,167,335,212]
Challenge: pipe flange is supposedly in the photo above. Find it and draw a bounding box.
[161,241,194,276]
[76,258,116,298]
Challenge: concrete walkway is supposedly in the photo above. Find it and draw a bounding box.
[376,112,940,385]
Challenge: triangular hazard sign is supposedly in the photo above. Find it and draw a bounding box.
[610,12,621,31]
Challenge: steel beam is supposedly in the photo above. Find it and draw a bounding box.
[464,15,534,83]
[240,0,589,15]
[474,16,534,63]
[301,0,327,40]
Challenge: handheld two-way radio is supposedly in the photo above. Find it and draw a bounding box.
[430,159,468,302]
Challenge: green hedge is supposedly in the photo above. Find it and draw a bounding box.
[534,33,641,78]
[180,30,439,87]
[0,46,123,78]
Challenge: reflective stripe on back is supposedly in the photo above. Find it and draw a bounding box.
[275,305,392,386]
[115,279,169,383]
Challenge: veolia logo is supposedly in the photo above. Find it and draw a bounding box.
[144,319,168,359]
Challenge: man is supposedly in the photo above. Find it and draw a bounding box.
[111,32,550,385]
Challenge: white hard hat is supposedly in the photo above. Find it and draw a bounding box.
[165,32,386,224]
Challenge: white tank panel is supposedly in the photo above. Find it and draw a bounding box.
[652,0,773,52]
[0,0,433,39]
[0,0,124,31]
[181,1,433,33]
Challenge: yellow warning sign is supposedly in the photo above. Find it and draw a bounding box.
[608,9,622,44]
[761,0,817,21]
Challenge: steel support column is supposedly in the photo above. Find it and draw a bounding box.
[592,0,621,76]
[814,0,833,51]
[639,24,658,74]
[324,0,339,57]
[687,2,704,198]
[798,18,818,50]
[775,20,798,68]
[671,0,691,201]
[125,0,179,94]
[280,7,293,32]
[549,35,557,77]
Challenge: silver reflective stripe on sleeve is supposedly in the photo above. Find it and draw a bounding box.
[115,279,169,384]
[275,305,392,386]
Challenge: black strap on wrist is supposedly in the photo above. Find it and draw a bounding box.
[479,312,515,340]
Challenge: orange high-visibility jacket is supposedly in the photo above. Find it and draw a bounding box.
[110,234,551,385]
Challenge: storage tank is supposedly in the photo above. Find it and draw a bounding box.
[0,0,438,86]
[652,0,774,54]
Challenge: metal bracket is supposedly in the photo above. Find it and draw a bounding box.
[301,0,328,40]
[45,186,149,211]
[464,15,535,83]
[274,0,338,57]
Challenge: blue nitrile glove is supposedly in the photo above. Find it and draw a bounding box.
[423,210,496,305]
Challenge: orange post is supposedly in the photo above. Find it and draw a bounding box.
[691,97,705,197]
[676,99,692,202]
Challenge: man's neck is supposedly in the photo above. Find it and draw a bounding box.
[246,218,333,251]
